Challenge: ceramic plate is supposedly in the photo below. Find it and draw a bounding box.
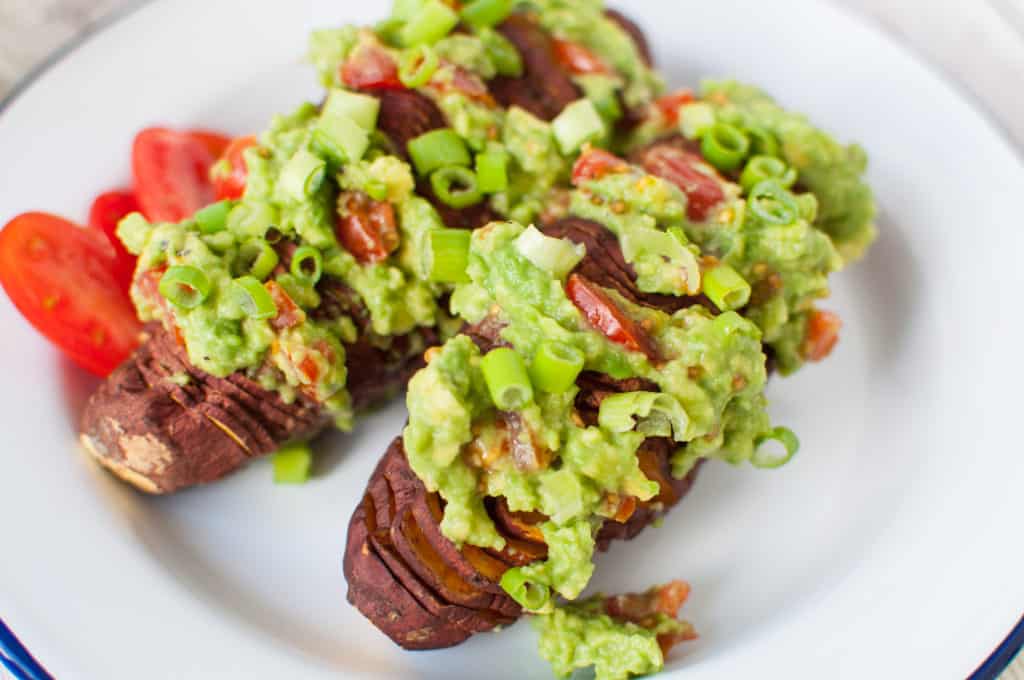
[1,1,1022,678]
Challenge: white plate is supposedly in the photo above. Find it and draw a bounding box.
[1,1,1022,678]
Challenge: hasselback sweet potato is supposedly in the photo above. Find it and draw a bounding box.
[343,219,703,649]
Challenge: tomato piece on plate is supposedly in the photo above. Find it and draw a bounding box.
[336,193,400,264]
[653,90,695,125]
[188,129,232,160]
[635,144,726,221]
[342,44,403,91]
[211,135,257,201]
[565,273,658,360]
[88,189,139,292]
[0,213,142,376]
[802,309,842,362]
[132,127,217,223]
[571,148,629,185]
[552,39,610,75]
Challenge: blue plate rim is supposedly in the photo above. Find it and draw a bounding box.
[0,1,1020,678]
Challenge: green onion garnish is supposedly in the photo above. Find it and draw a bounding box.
[430,166,483,208]
[313,114,370,166]
[701,122,750,172]
[739,155,796,194]
[158,265,212,309]
[290,246,324,286]
[234,238,279,281]
[321,89,380,132]
[273,441,313,484]
[194,200,233,234]
[477,27,522,77]
[399,44,439,88]
[530,341,585,394]
[399,0,459,46]
[751,426,799,469]
[514,225,585,280]
[425,228,472,283]
[475,149,509,194]
[481,347,534,411]
[748,180,800,225]
[745,125,780,157]
[702,263,751,312]
[279,149,327,201]
[500,567,551,611]
[230,276,278,320]
[391,0,425,22]
[407,128,471,176]
[551,99,606,155]
[460,0,514,29]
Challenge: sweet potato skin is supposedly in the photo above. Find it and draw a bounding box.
[80,322,434,494]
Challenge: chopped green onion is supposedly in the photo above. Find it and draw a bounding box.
[745,125,779,157]
[430,166,483,208]
[279,149,327,201]
[678,101,715,139]
[530,341,584,394]
[752,426,799,469]
[748,180,799,225]
[598,391,689,442]
[514,225,585,280]
[230,276,278,320]
[375,17,406,46]
[407,129,471,176]
[460,0,514,29]
[399,0,459,46]
[290,246,324,286]
[740,155,796,194]
[499,567,550,611]
[481,347,534,411]
[475,150,509,193]
[575,74,623,123]
[701,122,750,172]
[159,265,212,309]
[234,238,279,280]
[273,441,313,484]
[702,263,751,312]
[313,114,370,165]
[365,179,389,201]
[426,228,472,283]
[322,89,380,131]
[477,27,522,77]
[194,200,233,234]
[551,99,606,154]
[399,44,439,88]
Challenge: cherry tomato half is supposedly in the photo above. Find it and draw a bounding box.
[0,213,143,376]
[571,148,629,185]
[635,145,726,222]
[88,189,139,293]
[566,273,658,360]
[132,127,217,223]
[553,39,610,75]
[188,129,233,160]
[342,44,403,91]
[211,135,257,201]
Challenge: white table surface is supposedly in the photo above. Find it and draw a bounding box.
[0,0,1021,678]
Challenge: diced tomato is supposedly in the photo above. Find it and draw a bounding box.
[552,39,610,75]
[336,193,400,264]
[88,189,139,293]
[132,127,217,223]
[636,145,725,221]
[342,44,403,91]
[298,356,320,384]
[211,135,257,201]
[571,148,629,185]
[0,213,142,376]
[802,309,842,362]
[653,90,695,125]
[188,129,232,160]
[566,274,658,360]
[266,281,305,331]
